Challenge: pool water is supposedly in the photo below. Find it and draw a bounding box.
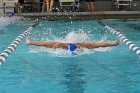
[0,16,140,93]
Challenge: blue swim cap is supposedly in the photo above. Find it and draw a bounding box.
[67,44,77,51]
[9,12,15,17]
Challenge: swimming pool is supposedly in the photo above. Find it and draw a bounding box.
[0,16,140,93]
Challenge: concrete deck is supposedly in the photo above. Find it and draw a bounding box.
[1,11,140,20]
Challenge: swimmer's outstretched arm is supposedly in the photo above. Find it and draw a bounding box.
[75,40,120,48]
[25,38,68,48]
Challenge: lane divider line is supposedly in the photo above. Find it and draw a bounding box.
[0,21,39,65]
[97,20,140,57]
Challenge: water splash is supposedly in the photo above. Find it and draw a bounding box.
[0,16,10,30]
[0,16,22,30]
[57,30,91,43]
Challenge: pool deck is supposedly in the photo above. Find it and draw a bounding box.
[2,11,140,20]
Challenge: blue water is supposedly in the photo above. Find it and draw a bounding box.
[0,16,140,93]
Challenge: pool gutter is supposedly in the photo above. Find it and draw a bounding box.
[3,11,140,20]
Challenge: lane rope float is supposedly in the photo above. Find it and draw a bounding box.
[0,21,39,65]
[97,20,140,57]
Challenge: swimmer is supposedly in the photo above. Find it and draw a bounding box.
[25,38,120,51]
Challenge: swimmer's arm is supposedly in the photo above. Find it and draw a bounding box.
[76,40,120,49]
[26,39,68,48]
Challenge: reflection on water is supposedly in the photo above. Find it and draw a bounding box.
[0,30,5,35]
[62,61,85,93]
[127,24,140,31]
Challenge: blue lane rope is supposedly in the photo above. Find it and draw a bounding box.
[0,21,39,65]
[97,20,140,57]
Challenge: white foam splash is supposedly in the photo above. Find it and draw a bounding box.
[0,16,22,30]
[29,46,96,57]
[0,16,10,30]
[56,30,91,43]
[29,46,111,57]
[94,47,112,52]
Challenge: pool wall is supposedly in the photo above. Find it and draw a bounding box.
[15,11,140,20]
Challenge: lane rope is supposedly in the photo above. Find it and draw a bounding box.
[97,20,140,57]
[0,21,39,65]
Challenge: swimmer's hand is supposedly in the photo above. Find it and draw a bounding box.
[25,38,31,45]
[113,40,120,46]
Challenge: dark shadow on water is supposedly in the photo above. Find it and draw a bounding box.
[127,24,140,31]
[61,61,85,93]
[0,30,5,35]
